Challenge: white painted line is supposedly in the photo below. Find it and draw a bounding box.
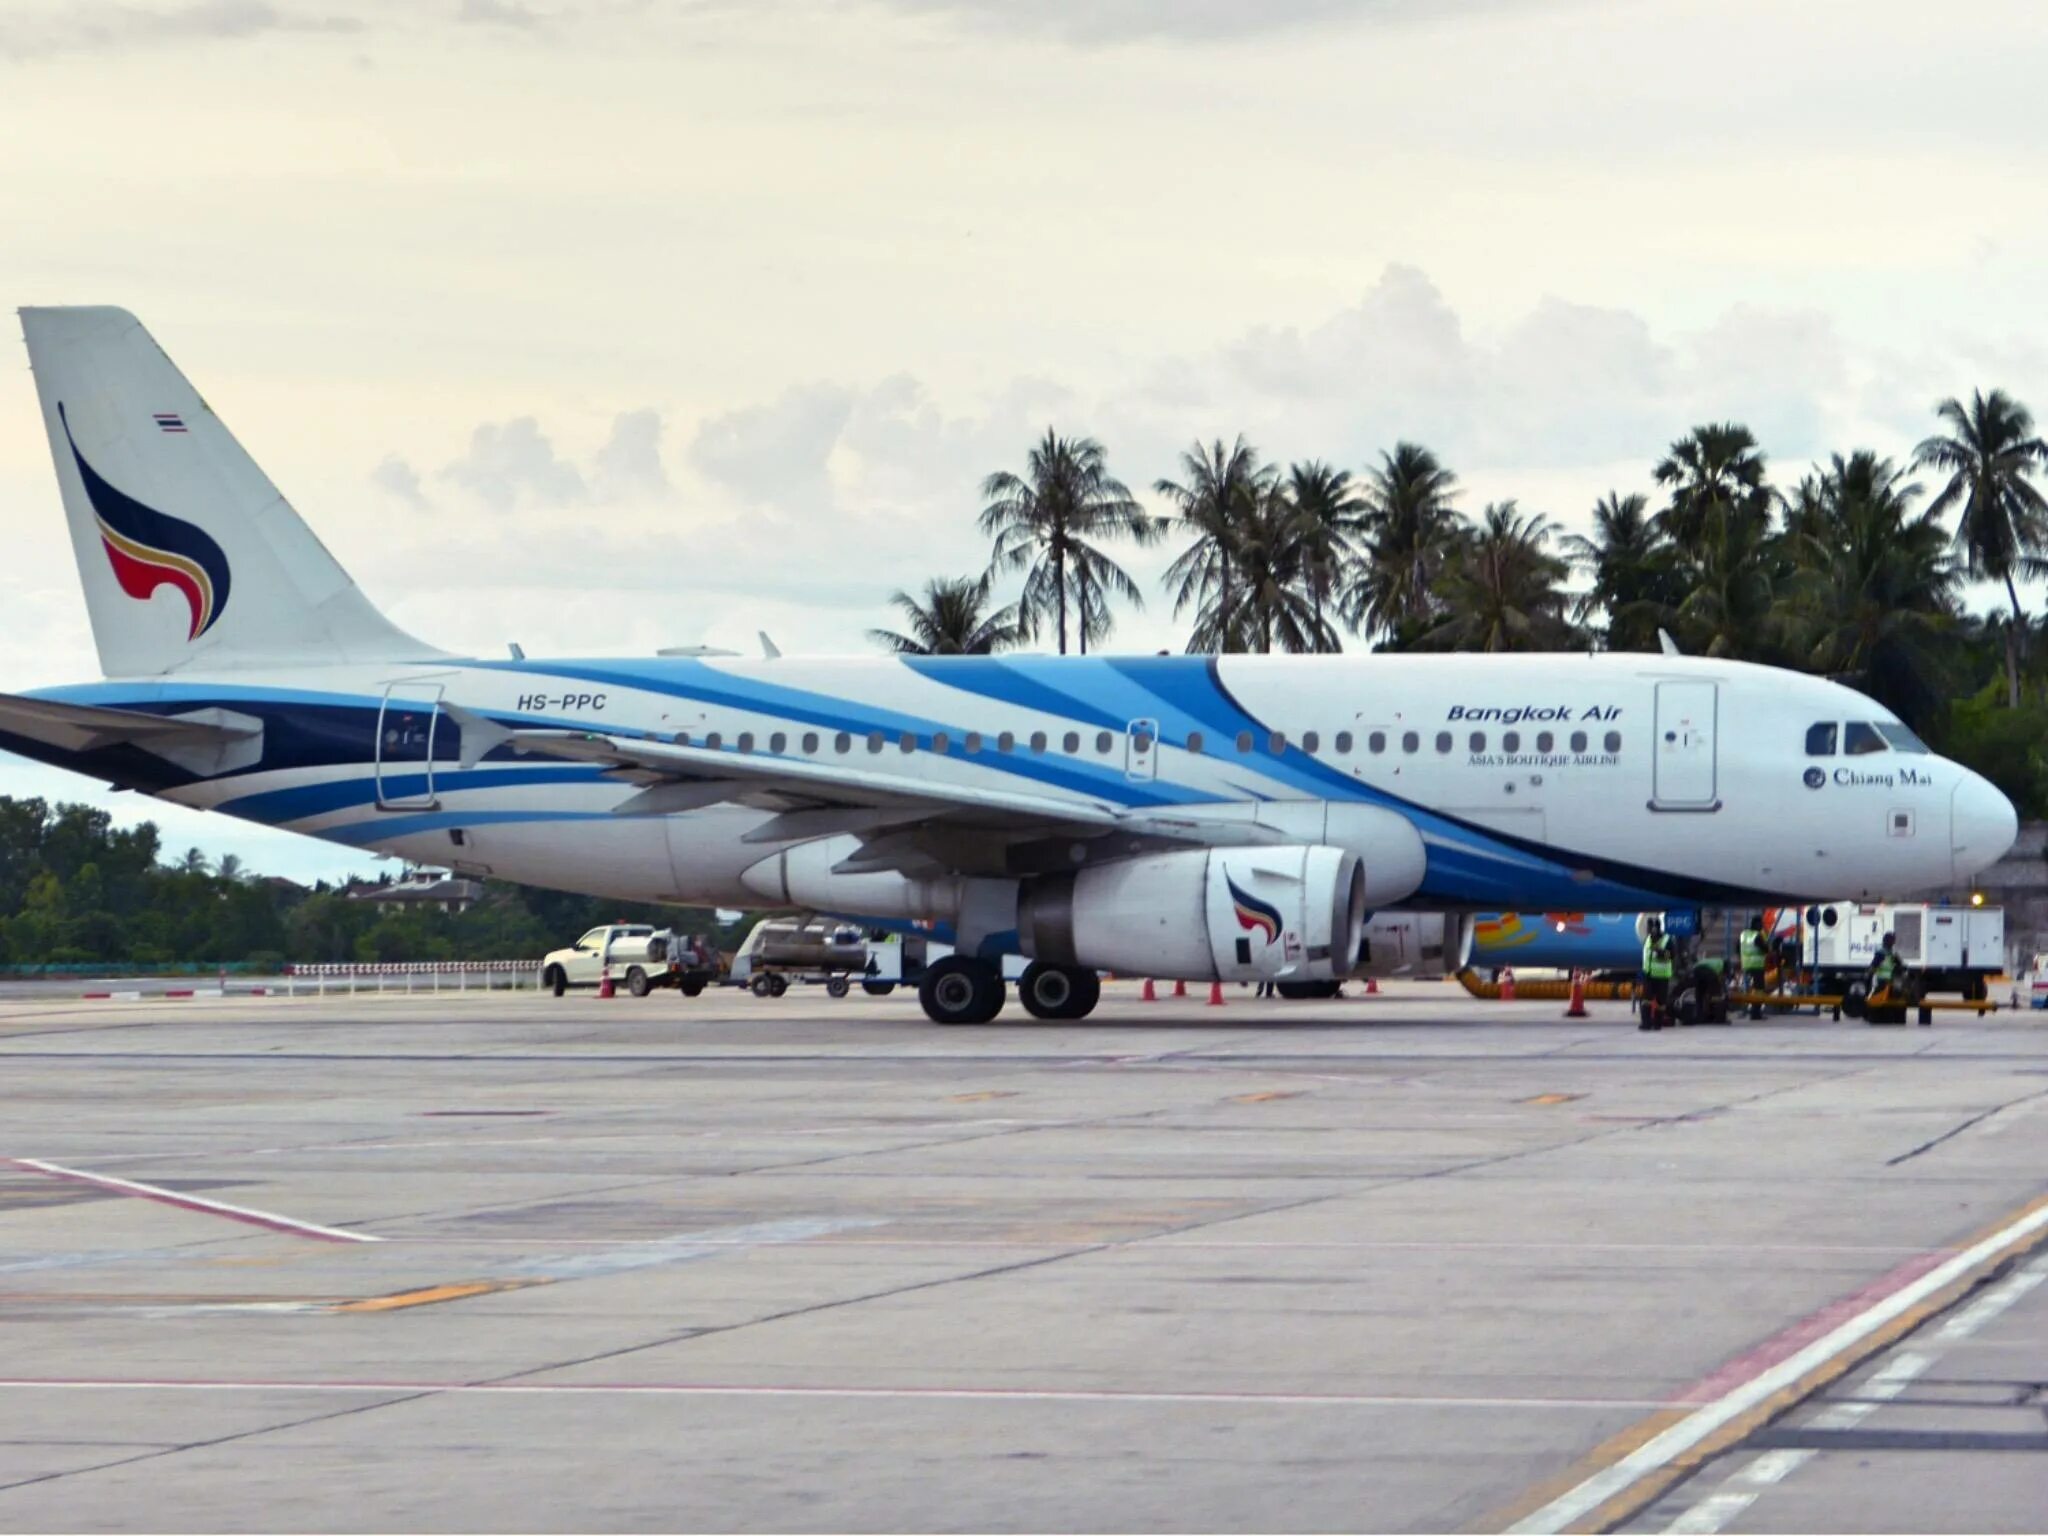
[1507,1198,2048,1534]
[6,1158,381,1244]
[1662,1491,1756,1535]
[0,1378,1669,1409]
[1930,1254,2048,1343]
[1807,1350,1930,1431]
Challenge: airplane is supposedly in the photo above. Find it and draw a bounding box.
[0,307,2020,1024]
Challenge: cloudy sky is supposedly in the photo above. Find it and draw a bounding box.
[3,0,2046,879]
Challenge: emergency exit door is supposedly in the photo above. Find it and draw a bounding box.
[1652,681,1719,810]
[1125,718,1159,782]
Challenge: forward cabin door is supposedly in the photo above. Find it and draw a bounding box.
[1651,681,1719,810]
[375,681,446,810]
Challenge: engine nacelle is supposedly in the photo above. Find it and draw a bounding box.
[1017,845,1366,983]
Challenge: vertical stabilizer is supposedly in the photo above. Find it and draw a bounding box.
[20,306,442,677]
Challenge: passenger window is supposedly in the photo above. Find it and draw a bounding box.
[1029,731,1047,753]
[1095,731,1113,754]
[1402,731,1419,753]
[1570,730,1587,753]
[737,732,754,753]
[1503,731,1519,753]
[932,732,950,754]
[1303,730,1320,753]
[1844,722,1888,755]
[1236,731,1253,753]
[834,732,851,753]
[1604,730,1622,753]
[1468,731,1485,753]
[706,731,723,751]
[674,731,692,747]
[899,732,916,752]
[998,731,1015,753]
[1336,731,1353,753]
[1369,731,1386,754]
[769,731,786,754]
[964,732,981,754]
[867,732,884,753]
[1268,731,1286,754]
[1434,731,1451,753]
[801,732,818,754]
[1536,731,1552,753]
[1187,731,1205,754]
[1805,722,1838,757]
[1062,731,1080,754]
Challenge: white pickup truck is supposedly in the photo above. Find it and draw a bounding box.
[540,924,718,998]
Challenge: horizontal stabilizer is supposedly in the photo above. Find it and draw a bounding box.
[0,690,263,775]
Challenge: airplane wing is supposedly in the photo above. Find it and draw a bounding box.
[499,726,1282,877]
[0,690,263,775]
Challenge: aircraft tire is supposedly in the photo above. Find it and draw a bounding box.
[1019,962,1098,1020]
[545,966,567,998]
[625,966,650,998]
[921,956,1003,1024]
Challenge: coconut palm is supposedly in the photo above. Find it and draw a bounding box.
[1183,487,1336,654]
[1913,388,2048,706]
[1158,436,1276,654]
[1778,452,1957,727]
[1653,423,1772,549]
[1562,491,1672,652]
[978,430,1159,655]
[176,847,210,876]
[1346,442,1462,645]
[1418,502,1576,653]
[868,574,1022,656]
[1283,460,1364,652]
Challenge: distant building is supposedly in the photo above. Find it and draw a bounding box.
[346,870,484,915]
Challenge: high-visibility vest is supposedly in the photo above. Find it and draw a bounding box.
[1872,949,1899,983]
[1646,937,1674,980]
[1739,928,1766,970]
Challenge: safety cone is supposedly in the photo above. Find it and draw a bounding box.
[597,963,615,1000]
[1564,969,1589,1018]
[1141,978,1157,1002]
[1207,980,1225,1007]
[1500,967,1517,1002]
[1364,975,1379,995]
[1173,979,1187,998]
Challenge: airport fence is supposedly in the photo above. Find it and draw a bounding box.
[284,962,542,995]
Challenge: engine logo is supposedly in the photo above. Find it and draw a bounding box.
[1225,873,1283,946]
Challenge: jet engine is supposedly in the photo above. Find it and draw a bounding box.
[1016,844,1366,983]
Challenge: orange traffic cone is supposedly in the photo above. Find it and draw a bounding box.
[1141,978,1157,1002]
[598,963,615,1000]
[1564,969,1589,1018]
[1207,980,1225,1007]
[1500,967,1516,1002]
[1173,979,1187,998]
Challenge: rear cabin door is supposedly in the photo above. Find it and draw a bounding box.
[1651,681,1719,811]
[375,682,447,810]
[1125,717,1159,782]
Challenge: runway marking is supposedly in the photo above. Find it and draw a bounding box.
[947,1091,1016,1102]
[1499,1191,2048,1534]
[1522,1093,1584,1105]
[0,1377,1672,1409]
[1230,1091,1303,1103]
[4,1158,381,1244]
[333,1281,530,1313]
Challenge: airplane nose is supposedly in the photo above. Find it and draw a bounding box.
[1951,772,2019,883]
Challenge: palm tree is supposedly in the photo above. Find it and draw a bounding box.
[1158,437,1276,654]
[1562,492,1672,652]
[1346,442,1462,645]
[1284,460,1364,652]
[1913,389,2048,706]
[978,430,1159,655]
[1187,487,1334,654]
[216,853,246,883]
[176,847,210,876]
[1778,452,1957,727]
[868,574,1022,656]
[1418,502,1576,653]
[1653,423,1772,549]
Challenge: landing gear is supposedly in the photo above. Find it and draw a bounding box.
[1018,961,1101,1021]
[919,955,1006,1025]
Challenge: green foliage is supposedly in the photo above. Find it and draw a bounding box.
[0,795,756,968]
[1931,681,2048,818]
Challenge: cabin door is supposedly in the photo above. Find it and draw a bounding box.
[375,682,446,811]
[1651,681,1719,810]
[1125,718,1159,782]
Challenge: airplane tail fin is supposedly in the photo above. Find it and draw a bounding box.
[19,306,443,677]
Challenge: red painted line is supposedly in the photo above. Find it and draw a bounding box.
[1672,1249,1950,1404]
[5,1158,381,1244]
[79,992,111,1000]
[162,989,194,998]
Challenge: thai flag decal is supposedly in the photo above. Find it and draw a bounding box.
[1225,872,1283,946]
[60,402,231,641]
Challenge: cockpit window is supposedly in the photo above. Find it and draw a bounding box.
[1843,721,1888,755]
[1804,722,1837,757]
[1875,722,1930,754]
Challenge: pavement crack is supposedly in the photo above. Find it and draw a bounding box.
[1886,1086,2048,1166]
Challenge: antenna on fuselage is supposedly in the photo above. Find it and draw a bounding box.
[1657,629,1681,657]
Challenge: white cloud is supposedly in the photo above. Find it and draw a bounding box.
[866,0,1549,44]
[590,408,674,503]
[687,384,854,515]
[369,452,431,509]
[0,0,362,60]
[439,416,588,511]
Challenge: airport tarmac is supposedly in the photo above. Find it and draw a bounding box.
[1,981,2044,1533]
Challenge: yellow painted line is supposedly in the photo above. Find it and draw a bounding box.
[1231,1091,1304,1103]
[947,1091,1017,1102]
[1522,1093,1584,1106]
[332,1280,533,1314]
[1494,1190,2048,1533]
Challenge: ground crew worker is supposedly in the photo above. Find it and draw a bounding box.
[1640,918,1673,1031]
[1739,914,1768,1019]
[1869,930,1901,1001]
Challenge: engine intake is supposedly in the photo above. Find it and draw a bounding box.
[1018,845,1366,982]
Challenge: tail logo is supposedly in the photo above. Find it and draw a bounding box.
[60,403,231,641]
[1225,873,1283,946]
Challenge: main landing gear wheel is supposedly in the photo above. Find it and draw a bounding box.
[1018,962,1100,1020]
[919,956,1005,1025]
